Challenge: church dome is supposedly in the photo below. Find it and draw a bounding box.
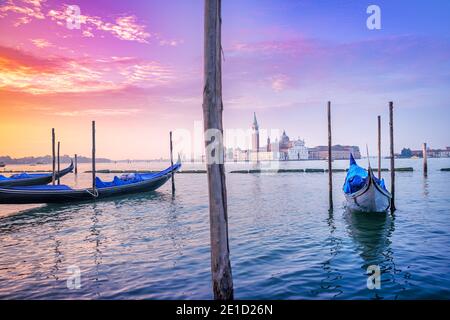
[281,130,289,143]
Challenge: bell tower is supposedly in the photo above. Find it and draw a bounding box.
[252,112,259,152]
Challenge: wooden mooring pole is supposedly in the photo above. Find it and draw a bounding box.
[378,115,381,179]
[170,131,175,194]
[389,102,396,211]
[327,101,333,210]
[57,141,61,185]
[74,154,78,175]
[92,121,96,192]
[203,0,234,300]
[423,142,428,177]
[52,128,56,185]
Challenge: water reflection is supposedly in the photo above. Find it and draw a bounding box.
[0,191,165,231]
[314,209,343,298]
[46,214,64,290]
[0,204,77,234]
[87,203,103,297]
[164,196,185,261]
[345,212,393,266]
[345,211,406,299]
[422,176,429,199]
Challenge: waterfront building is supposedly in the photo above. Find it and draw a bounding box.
[225,147,234,162]
[231,113,311,161]
[249,151,275,161]
[252,112,260,153]
[308,145,361,160]
[272,131,292,160]
[410,146,450,158]
[288,138,308,160]
[233,148,250,161]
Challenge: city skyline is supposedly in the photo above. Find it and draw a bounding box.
[1,0,449,159]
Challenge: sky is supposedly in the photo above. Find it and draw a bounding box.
[0,0,449,160]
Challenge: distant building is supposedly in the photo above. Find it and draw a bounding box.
[308,145,361,160]
[225,147,234,162]
[250,151,276,161]
[409,146,450,158]
[410,149,422,158]
[233,147,276,162]
[277,130,291,160]
[252,112,259,153]
[232,113,311,161]
[233,148,250,161]
[400,148,413,158]
[288,138,308,160]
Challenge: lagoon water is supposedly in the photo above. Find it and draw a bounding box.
[0,158,449,299]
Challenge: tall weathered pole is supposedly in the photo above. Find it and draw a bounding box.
[389,102,396,211]
[327,101,333,210]
[57,141,61,185]
[423,142,428,177]
[203,0,233,300]
[92,121,96,192]
[52,128,56,185]
[378,115,381,179]
[74,154,78,175]
[170,131,175,194]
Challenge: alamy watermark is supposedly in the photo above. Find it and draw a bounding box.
[171,121,284,172]
[366,265,381,290]
[67,265,81,290]
[66,5,81,30]
[366,5,381,30]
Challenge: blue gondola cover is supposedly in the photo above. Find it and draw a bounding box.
[0,173,48,181]
[343,154,387,194]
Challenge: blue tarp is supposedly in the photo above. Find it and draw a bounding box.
[9,185,72,191]
[95,162,181,189]
[0,172,48,181]
[343,154,386,194]
[10,173,48,179]
[95,174,144,188]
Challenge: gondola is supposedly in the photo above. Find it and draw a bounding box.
[0,161,74,187]
[0,162,181,204]
[343,154,391,213]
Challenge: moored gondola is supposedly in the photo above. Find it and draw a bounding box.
[0,161,74,187]
[343,154,391,213]
[0,162,180,204]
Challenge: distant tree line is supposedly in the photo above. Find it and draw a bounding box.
[399,148,413,158]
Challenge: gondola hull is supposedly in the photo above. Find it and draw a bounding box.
[0,163,178,204]
[345,168,391,213]
[0,161,74,187]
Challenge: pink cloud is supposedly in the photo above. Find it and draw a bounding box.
[0,46,174,95]
[158,39,184,47]
[1,1,184,48]
[227,35,450,93]
[47,8,150,43]
[0,0,46,23]
[229,38,319,57]
[13,16,32,26]
[269,74,290,92]
[1,1,152,43]
[30,38,52,48]
[82,29,94,38]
